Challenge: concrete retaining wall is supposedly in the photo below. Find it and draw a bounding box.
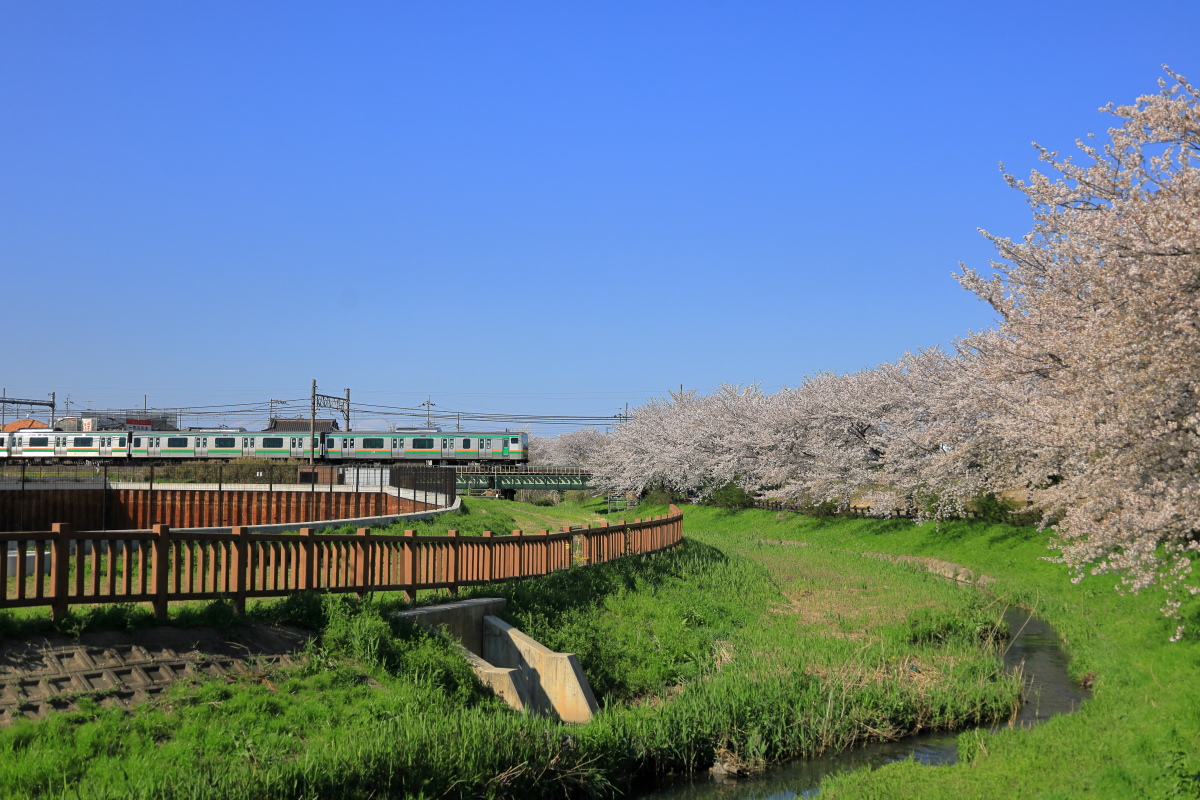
[397,597,599,724]
[482,615,598,724]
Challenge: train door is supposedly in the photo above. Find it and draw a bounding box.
[99,436,112,457]
[195,437,208,457]
[287,437,300,458]
[440,437,454,460]
[242,437,254,457]
[502,437,510,458]
[391,437,403,459]
[344,437,356,459]
[148,436,161,457]
[53,436,67,457]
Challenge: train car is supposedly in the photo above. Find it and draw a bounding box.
[5,428,527,465]
[6,430,129,459]
[324,431,527,464]
[128,431,311,460]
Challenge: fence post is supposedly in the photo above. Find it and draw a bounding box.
[298,527,314,591]
[446,530,458,596]
[231,526,247,614]
[514,529,523,577]
[50,523,71,621]
[148,464,156,528]
[404,530,417,603]
[101,466,108,531]
[153,524,170,619]
[355,527,371,599]
[482,530,492,581]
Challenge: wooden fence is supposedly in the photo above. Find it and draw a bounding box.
[1,505,683,619]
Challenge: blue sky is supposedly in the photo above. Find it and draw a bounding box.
[3,2,1198,433]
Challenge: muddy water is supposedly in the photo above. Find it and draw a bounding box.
[640,608,1090,799]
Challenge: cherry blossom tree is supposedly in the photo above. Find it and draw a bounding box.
[527,428,611,466]
[955,70,1200,636]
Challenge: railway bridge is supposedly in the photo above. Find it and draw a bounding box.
[455,466,592,498]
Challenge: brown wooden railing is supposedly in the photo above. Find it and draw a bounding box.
[1,506,683,618]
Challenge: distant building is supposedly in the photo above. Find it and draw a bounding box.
[263,417,340,433]
[57,411,180,432]
[2,419,48,432]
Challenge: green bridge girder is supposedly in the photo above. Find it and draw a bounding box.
[455,466,592,493]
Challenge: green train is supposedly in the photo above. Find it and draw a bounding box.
[0,429,527,465]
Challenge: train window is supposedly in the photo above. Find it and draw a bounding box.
[215,437,234,448]
[119,437,126,447]
[463,438,471,448]
[74,437,93,447]
[133,438,141,447]
[414,438,433,449]
[30,437,48,447]
[263,437,283,448]
[363,438,383,449]
[511,437,519,444]
[391,439,397,448]
[167,437,187,448]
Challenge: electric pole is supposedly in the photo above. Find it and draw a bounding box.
[421,396,436,428]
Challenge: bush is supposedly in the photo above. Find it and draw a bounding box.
[709,482,752,510]
[642,484,683,506]
[970,492,1023,523]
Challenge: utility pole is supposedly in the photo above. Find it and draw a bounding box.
[344,388,351,432]
[421,396,436,428]
[310,380,317,465]
[456,411,461,432]
[268,398,288,427]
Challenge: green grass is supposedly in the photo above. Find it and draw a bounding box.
[641,505,1200,799]
[0,501,1026,798]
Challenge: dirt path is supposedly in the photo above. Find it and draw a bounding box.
[0,625,308,726]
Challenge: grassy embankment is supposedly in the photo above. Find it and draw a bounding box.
[0,498,1111,799]
[662,505,1200,798]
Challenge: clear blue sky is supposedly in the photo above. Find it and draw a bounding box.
[3,2,1198,433]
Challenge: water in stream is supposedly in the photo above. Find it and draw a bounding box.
[640,608,1090,799]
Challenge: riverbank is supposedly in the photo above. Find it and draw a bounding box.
[0,499,1023,798]
[664,506,1200,798]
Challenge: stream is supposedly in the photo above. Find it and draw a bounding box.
[639,608,1090,799]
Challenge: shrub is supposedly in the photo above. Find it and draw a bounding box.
[709,482,752,510]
